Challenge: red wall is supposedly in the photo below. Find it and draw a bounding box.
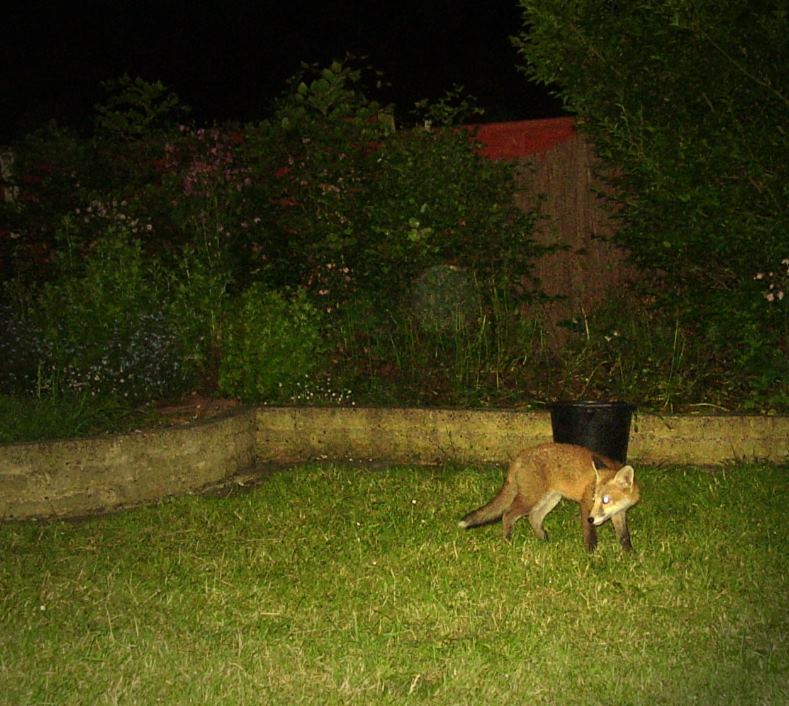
[473,117,575,160]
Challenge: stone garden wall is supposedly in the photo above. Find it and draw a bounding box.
[1,407,786,520]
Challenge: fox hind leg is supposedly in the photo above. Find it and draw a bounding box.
[527,491,562,542]
[502,494,532,541]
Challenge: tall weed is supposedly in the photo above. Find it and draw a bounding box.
[342,274,553,406]
[555,298,747,410]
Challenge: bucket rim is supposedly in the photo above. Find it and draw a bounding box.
[547,400,637,412]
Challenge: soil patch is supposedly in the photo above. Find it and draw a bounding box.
[153,395,242,426]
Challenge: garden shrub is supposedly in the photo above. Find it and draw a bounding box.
[20,223,189,403]
[94,75,189,142]
[357,126,540,305]
[218,285,324,403]
[235,61,393,307]
[19,56,777,413]
[0,124,96,284]
[236,61,544,403]
[516,0,788,409]
[247,62,541,314]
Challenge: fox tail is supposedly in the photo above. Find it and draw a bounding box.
[458,481,516,529]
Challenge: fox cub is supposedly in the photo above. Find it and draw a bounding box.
[458,442,640,552]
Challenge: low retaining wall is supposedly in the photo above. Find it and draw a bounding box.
[256,407,789,466]
[0,409,257,520]
[629,413,787,466]
[256,407,553,464]
[1,407,786,520]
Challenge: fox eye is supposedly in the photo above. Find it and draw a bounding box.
[602,494,611,505]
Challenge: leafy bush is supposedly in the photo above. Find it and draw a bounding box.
[16,54,781,416]
[2,222,191,403]
[246,62,540,313]
[516,0,788,407]
[218,285,324,403]
[3,65,541,404]
[236,61,544,405]
[357,127,540,305]
[94,74,189,141]
[0,124,95,283]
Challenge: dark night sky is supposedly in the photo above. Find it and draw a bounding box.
[2,1,566,144]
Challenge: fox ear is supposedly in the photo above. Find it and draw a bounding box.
[614,465,634,488]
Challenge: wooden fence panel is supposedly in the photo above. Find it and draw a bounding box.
[479,121,633,344]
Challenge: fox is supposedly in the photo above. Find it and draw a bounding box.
[458,442,640,552]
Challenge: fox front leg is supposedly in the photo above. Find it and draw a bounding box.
[580,492,598,552]
[611,512,633,551]
[582,516,598,552]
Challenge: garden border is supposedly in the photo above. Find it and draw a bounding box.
[1,406,786,520]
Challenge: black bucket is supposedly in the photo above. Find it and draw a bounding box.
[548,401,636,464]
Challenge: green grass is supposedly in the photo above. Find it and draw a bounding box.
[1,462,787,705]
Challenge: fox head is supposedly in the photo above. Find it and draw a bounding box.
[588,465,639,526]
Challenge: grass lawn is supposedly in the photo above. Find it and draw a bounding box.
[1,461,787,705]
